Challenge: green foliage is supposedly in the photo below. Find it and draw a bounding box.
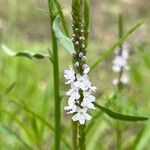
[1,44,49,59]
[52,17,75,54]
[0,124,32,150]
[53,0,69,36]
[90,21,144,70]
[83,0,90,47]
[94,102,148,121]
[0,0,150,149]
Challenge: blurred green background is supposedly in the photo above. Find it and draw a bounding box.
[0,0,150,149]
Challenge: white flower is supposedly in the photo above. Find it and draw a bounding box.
[66,82,80,101]
[112,46,130,86]
[81,56,86,62]
[74,74,91,91]
[112,78,119,85]
[122,49,129,60]
[83,91,95,102]
[81,29,84,33]
[79,36,85,40]
[81,91,95,109]
[64,66,75,84]
[75,41,79,45]
[75,61,79,67]
[90,86,97,92]
[82,44,85,48]
[64,62,96,124]
[120,73,129,84]
[72,107,92,124]
[82,64,90,74]
[64,100,77,114]
[79,52,83,58]
[112,56,129,72]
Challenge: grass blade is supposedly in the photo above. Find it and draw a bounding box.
[132,126,146,150]
[0,124,32,150]
[90,21,144,70]
[1,44,49,59]
[94,102,149,121]
[5,82,16,94]
[53,0,69,36]
[10,100,71,149]
[1,109,34,140]
[52,16,75,55]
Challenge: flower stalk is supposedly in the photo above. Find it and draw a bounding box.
[47,0,61,149]
[112,14,130,150]
[64,0,95,149]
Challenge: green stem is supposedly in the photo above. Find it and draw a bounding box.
[52,26,61,150]
[116,14,123,150]
[79,124,86,150]
[116,121,121,150]
[72,121,78,150]
[47,0,61,150]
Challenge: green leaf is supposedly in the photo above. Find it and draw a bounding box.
[53,0,69,36]
[94,102,149,121]
[52,16,75,54]
[90,21,144,70]
[5,82,16,94]
[83,0,90,47]
[1,44,49,59]
[0,124,32,150]
[132,126,146,150]
[10,100,71,149]
[1,109,33,141]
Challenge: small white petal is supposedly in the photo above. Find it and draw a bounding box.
[83,64,90,74]
[79,52,83,58]
[112,65,121,72]
[75,61,79,67]
[81,56,86,61]
[75,41,79,45]
[120,74,129,84]
[112,79,119,85]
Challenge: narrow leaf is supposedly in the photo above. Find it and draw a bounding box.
[132,126,146,150]
[1,44,49,59]
[1,109,33,140]
[94,102,149,121]
[52,16,75,54]
[53,0,69,36]
[83,0,90,47]
[0,124,32,150]
[90,21,144,70]
[5,82,16,94]
[10,100,71,149]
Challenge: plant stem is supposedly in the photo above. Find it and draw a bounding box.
[116,14,123,150]
[116,121,121,150]
[72,121,78,150]
[47,0,61,149]
[52,26,61,150]
[79,124,86,150]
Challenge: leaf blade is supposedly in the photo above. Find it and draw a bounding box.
[1,44,49,59]
[0,124,32,150]
[90,21,144,70]
[94,102,149,121]
[52,16,75,54]
[10,100,71,149]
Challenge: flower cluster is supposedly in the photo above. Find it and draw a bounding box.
[112,46,130,86]
[64,63,96,125]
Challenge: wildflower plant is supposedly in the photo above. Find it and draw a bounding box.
[112,44,130,86]
[1,0,149,150]
[112,15,130,88]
